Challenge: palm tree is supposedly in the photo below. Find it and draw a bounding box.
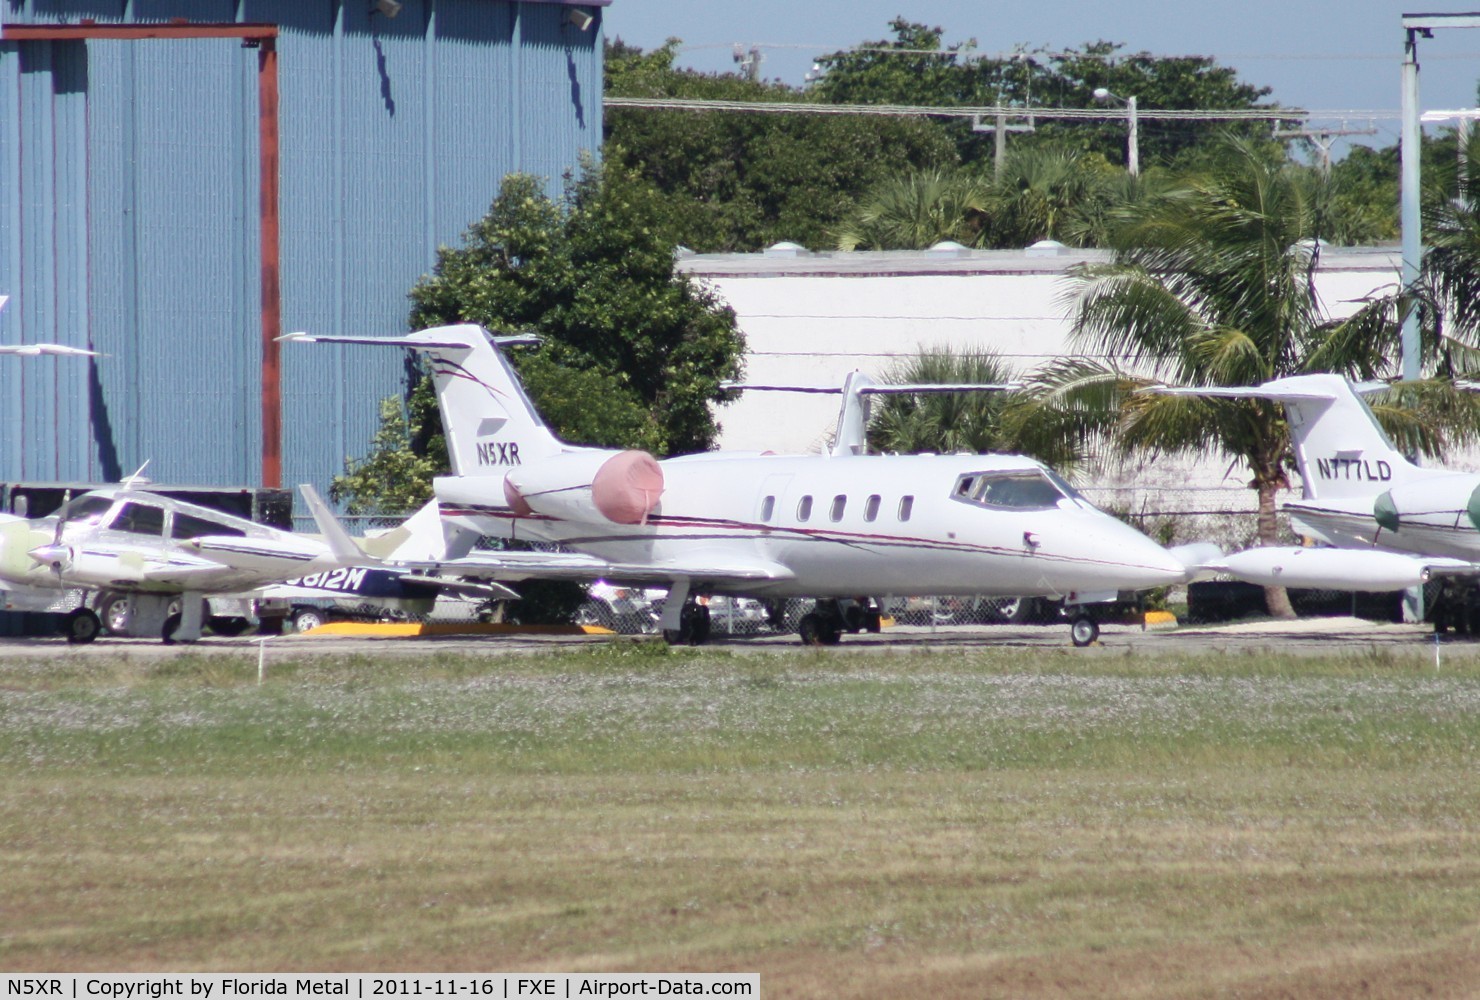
[985,146,1114,247]
[1019,137,1480,617]
[835,169,991,251]
[866,347,1021,456]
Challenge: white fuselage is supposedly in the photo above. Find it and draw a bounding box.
[0,490,342,596]
[437,452,1186,600]
[1289,469,1480,562]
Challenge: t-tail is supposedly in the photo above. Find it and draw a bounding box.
[1151,373,1421,500]
[281,325,567,476]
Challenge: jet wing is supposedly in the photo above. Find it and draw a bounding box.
[406,550,796,587]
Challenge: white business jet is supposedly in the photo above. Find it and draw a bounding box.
[1151,374,1480,600]
[0,483,508,643]
[283,326,1193,646]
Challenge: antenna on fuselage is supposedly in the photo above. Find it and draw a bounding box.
[120,461,152,490]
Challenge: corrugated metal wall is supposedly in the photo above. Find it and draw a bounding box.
[0,0,603,493]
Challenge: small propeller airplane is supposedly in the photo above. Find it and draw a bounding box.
[1149,374,1480,601]
[0,480,514,643]
[283,325,1202,646]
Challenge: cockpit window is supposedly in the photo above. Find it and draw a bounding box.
[113,502,166,536]
[951,470,1071,511]
[54,494,115,527]
[172,512,246,540]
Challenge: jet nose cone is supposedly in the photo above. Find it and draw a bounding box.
[1093,518,1189,590]
[1135,540,1193,588]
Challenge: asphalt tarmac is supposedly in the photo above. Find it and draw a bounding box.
[0,616,1467,660]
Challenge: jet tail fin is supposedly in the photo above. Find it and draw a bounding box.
[281,326,566,477]
[1147,374,1420,500]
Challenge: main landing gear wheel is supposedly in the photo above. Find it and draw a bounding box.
[1070,615,1100,648]
[293,607,329,634]
[99,594,130,635]
[62,608,102,645]
[161,613,182,645]
[663,602,711,646]
[797,612,842,646]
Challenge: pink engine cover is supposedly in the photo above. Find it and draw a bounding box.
[591,450,664,524]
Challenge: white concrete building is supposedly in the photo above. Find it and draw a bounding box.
[680,242,1409,549]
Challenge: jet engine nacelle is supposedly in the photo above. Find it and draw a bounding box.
[1374,476,1480,533]
[1217,546,1430,592]
[504,450,664,525]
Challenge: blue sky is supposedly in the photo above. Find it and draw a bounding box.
[602,2,1480,152]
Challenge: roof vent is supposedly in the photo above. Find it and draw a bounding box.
[927,240,970,256]
[764,241,807,258]
[1025,239,1069,257]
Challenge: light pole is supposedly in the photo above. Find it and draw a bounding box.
[1399,14,1480,383]
[1093,87,1139,176]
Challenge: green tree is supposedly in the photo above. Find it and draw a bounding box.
[810,23,1276,170]
[984,146,1118,246]
[1014,139,1480,617]
[864,347,1083,464]
[834,169,991,250]
[604,39,956,251]
[836,145,1130,250]
[409,162,746,457]
[329,395,441,515]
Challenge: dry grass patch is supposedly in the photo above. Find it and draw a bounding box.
[2,646,1479,996]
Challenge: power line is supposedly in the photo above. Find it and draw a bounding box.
[605,96,1402,123]
[674,42,1480,63]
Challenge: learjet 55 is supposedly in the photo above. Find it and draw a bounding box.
[1151,374,1480,600]
[284,326,1194,646]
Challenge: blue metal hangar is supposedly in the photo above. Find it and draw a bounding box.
[0,0,607,493]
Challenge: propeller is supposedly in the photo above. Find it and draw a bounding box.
[27,513,74,584]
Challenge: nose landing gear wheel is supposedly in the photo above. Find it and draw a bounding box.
[1070,615,1099,647]
[62,608,102,645]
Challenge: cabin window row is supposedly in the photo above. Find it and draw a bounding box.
[759,494,914,524]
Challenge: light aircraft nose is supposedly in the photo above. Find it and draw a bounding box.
[27,542,70,569]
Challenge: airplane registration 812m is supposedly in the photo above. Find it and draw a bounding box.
[283,326,1199,646]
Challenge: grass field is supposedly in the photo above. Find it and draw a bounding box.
[2,641,1480,997]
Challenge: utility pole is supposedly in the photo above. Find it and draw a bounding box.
[732,44,762,82]
[971,113,1036,179]
[1273,122,1379,175]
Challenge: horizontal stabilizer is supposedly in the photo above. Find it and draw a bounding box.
[280,329,540,350]
[0,343,100,357]
[726,382,1015,395]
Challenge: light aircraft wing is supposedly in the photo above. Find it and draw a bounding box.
[133,562,238,587]
[407,550,795,587]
